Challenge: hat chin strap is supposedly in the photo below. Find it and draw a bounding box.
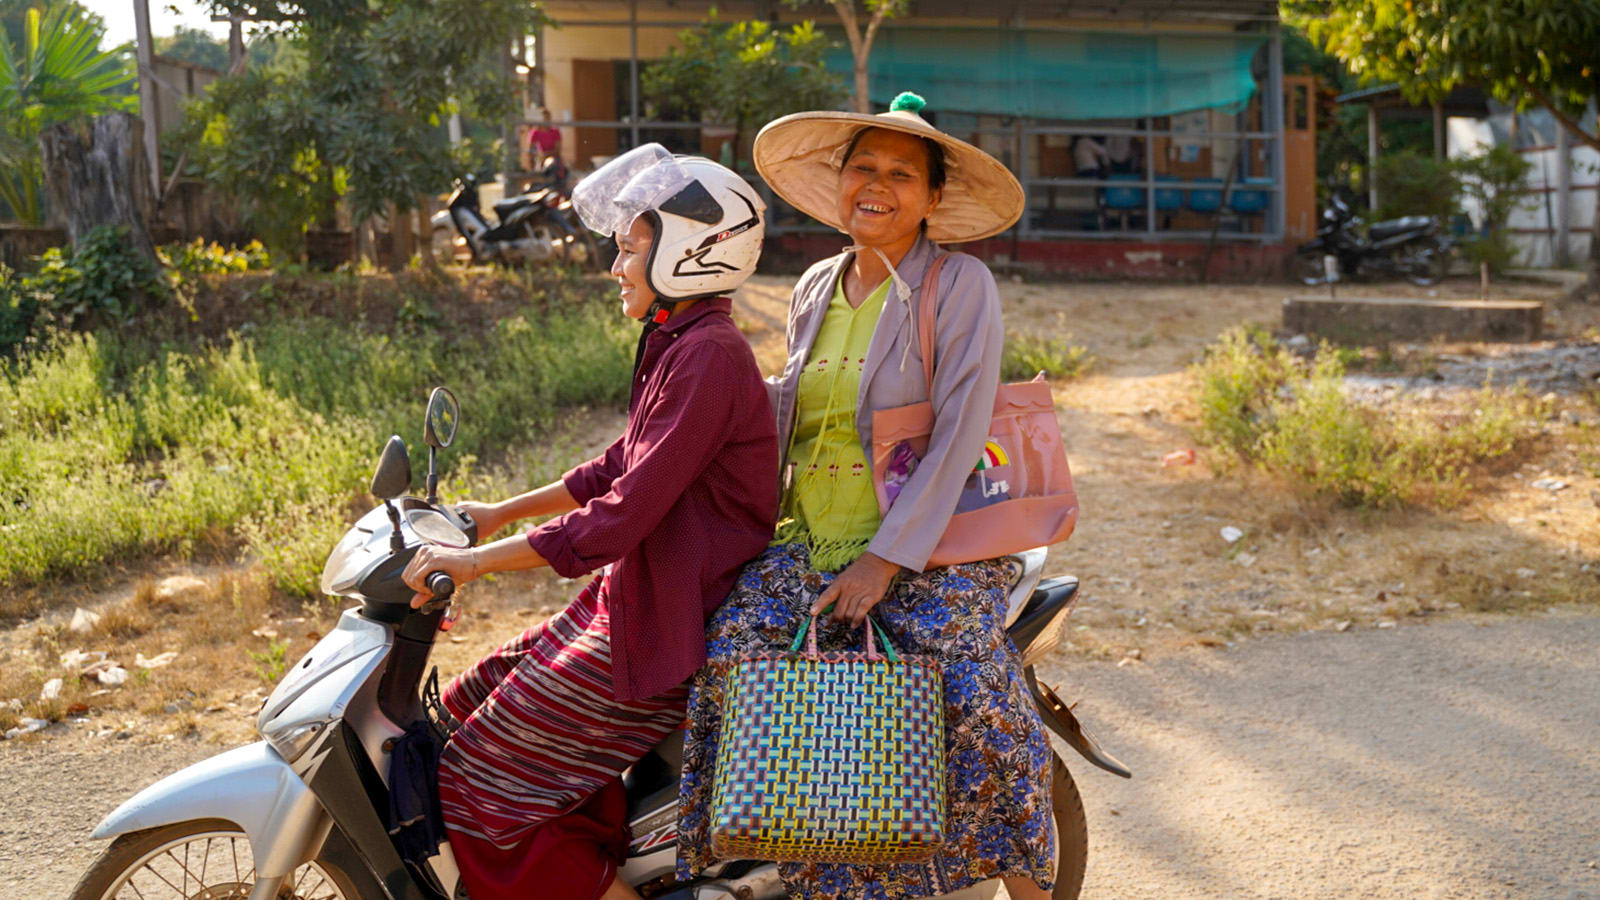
[844,243,921,373]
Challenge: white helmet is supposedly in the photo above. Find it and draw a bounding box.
[573,144,766,301]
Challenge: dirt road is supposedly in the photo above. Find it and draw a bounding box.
[9,612,1598,898]
[1036,609,1600,900]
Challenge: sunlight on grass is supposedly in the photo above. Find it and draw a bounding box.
[0,288,632,601]
[1192,327,1542,508]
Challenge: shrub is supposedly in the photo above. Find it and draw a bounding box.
[1455,146,1533,274]
[1375,150,1459,223]
[160,238,272,276]
[0,263,38,356]
[1193,327,1535,508]
[24,226,166,326]
[1002,332,1093,382]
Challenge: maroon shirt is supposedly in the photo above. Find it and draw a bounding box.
[527,298,778,701]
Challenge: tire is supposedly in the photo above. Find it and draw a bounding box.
[1399,241,1448,287]
[69,818,359,900]
[1295,249,1329,286]
[522,221,561,268]
[1050,753,1089,899]
[430,226,461,265]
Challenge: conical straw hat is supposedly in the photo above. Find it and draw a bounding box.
[753,92,1024,244]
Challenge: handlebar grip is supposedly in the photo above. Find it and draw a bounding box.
[427,571,455,598]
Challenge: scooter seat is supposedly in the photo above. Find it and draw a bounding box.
[1369,215,1432,239]
[493,190,551,219]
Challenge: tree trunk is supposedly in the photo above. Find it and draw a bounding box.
[854,56,871,114]
[417,193,442,276]
[389,202,414,272]
[38,112,157,262]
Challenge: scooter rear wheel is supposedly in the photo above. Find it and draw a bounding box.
[68,818,359,900]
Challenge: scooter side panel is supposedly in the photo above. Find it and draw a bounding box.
[89,741,331,877]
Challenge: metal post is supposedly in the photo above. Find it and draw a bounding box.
[132,0,161,197]
[1367,103,1379,212]
[1143,115,1155,236]
[1267,24,1286,239]
[629,0,640,147]
[1432,100,1444,160]
[1555,125,1571,268]
[1015,118,1030,239]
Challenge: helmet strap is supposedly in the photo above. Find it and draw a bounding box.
[631,300,677,383]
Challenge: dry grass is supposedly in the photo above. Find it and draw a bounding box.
[4,274,1597,746]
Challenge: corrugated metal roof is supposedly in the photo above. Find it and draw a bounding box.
[545,0,1278,27]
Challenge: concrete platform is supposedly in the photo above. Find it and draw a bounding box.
[1282,295,1543,343]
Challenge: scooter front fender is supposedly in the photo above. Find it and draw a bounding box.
[91,741,330,878]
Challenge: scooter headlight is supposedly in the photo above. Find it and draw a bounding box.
[266,720,331,763]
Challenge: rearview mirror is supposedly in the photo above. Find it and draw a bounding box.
[370,435,412,500]
[423,387,459,450]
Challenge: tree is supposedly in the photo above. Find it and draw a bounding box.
[1,0,102,56]
[154,25,277,72]
[1284,0,1600,297]
[642,16,843,163]
[785,0,906,113]
[155,25,226,71]
[0,3,133,225]
[182,0,542,260]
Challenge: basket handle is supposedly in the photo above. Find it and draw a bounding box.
[787,610,901,664]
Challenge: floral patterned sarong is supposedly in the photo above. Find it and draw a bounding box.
[677,542,1057,899]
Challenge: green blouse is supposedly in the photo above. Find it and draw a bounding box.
[772,275,891,571]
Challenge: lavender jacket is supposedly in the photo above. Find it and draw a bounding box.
[770,234,1003,573]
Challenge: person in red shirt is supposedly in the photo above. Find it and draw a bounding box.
[402,145,776,900]
[528,107,561,161]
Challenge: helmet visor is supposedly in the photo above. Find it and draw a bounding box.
[572,143,696,237]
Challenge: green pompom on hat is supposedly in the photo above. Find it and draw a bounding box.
[889,91,926,113]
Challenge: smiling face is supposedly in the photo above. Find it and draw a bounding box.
[611,214,658,319]
[836,128,942,252]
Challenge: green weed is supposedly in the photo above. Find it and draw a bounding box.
[1002,332,1093,382]
[1193,327,1537,508]
[0,278,631,603]
[249,638,289,683]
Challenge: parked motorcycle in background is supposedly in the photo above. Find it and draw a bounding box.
[430,166,603,270]
[1295,194,1453,286]
[70,389,1128,900]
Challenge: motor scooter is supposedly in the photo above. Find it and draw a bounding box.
[70,388,1128,900]
[431,168,601,270]
[1294,194,1453,286]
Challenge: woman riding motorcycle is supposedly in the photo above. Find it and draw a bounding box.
[400,145,777,900]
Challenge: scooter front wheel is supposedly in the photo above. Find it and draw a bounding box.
[69,818,358,900]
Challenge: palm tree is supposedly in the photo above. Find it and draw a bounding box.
[0,3,133,225]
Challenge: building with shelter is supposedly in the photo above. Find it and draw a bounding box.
[532,0,1313,278]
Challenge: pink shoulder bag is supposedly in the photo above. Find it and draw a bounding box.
[870,254,1079,568]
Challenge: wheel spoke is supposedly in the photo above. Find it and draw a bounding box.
[163,846,210,888]
[143,858,187,896]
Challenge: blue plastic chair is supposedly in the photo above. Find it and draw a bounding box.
[1228,178,1271,214]
[1186,177,1223,213]
[1103,174,1146,210]
[1154,175,1183,212]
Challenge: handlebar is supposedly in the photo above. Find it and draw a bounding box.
[418,571,455,614]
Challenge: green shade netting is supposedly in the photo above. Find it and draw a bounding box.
[823,29,1267,121]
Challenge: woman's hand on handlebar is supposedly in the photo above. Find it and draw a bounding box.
[810,552,900,626]
[402,545,480,609]
[455,500,506,536]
